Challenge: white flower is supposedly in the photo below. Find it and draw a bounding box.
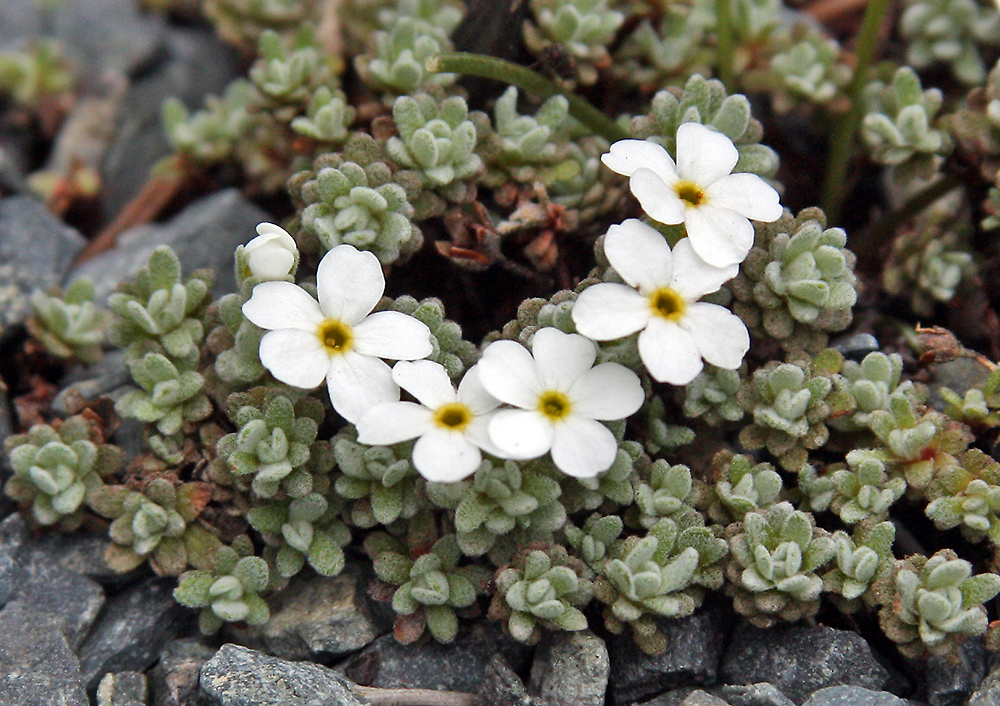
[242,222,299,281]
[572,218,749,386]
[476,327,644,478]
[601,123,782,268]
[242,244,433,423]
[356,361,507,482]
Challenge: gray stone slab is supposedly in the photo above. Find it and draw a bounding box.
[923,636,988,706]
[72,189,271,303]
[801,686,909,706]
[200,643,365,706]
[50,0,166,79]
[720,622,896,705]
[98,26,239,221]
[256,570,381,660]
[0,513,29,606]
[96,671,149,706]
[479,655,535,706]
[338,622,532,693]
[78,577,189,694]
[529,630,609,706]
[0,195,86,332]
[148,638,216,706]
[12,557,105,649]
[0,600,88,706]
[609,599,732,704]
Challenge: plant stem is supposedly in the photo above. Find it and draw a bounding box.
[715,0,735,93]
[427,51,628,144]
[864,173,962,243]
[819,0,890,222]
[353,685,479,706]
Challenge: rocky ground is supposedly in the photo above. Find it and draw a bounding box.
[4,1,1000,705]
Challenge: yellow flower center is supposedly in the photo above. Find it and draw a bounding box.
[538,390,572,421]
[675,180,705,206]
[433,402,473,431]
[317,319,354,354]
[649,287,686,321]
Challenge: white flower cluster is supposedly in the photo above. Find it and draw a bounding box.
[572,122,782,385]
[238,124,782,483]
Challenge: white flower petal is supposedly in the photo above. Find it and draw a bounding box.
[256,222,297,248]
[676,122,739,185]
[669,237,738,300]
[243,281,323,331]
[488,408,554,460]
[412,429,482,482]
[326,352,398,423]
[531,328,596,391]
[682,302,750,369]
[568,363,644,420]
[248,248,295,281]
[705,173,783,222]
[245,224,298,280]
[603,219,673,291]
[356,401,433,446]
[464,413,512,458]
[550,417,619,477]
[478,340,544,409]
[630,169,685,225]
[683,205,755,268]
[391,360,456,408]
[315,245,385,323]
[601,139,679,181]
[457,366,502,415]
[258,329,329,388]
[638,318,704,385]
[572,283,649,341]
[352,311,433,360]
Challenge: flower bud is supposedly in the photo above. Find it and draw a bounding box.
[243,222,298,281]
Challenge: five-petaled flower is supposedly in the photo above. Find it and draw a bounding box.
[572,218,749,385]
[476,327,644,478]
[356,360,507,482]
[241,222,299,281]
[242,244,433,423]
[601,123,782,268]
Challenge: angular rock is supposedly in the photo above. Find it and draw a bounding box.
[0,600,88,706]
[634,689,697,706]
[98,27,239,221]
[12,557,105,649]
[800,686,909,706]
[0,513,29,605]
[714,683,798,706]
[923,636,988,706]
[96,671,149,706]
[0,0,43,46]
[969,664,1000,706]
[50,0,166,79]
[608,599,732,704]
[529,630,609,706]
[638,683,798,706]
[148,638,216,706]
[200,643,365,706]
[720,622,896,704]
[78,577,190,694]
[0,142,28,194]
[256,570,381,660]
[23,523,136,588]
[339,622,532,693]
[0,195,86,333]
[72,189,271,303]
[479,655,535,706]
[679,692,730,706]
